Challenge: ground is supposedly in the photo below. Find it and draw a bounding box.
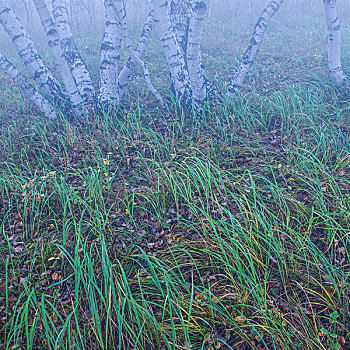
[0,5,350,350]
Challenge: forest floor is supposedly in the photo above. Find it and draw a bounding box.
[1,8,350,350]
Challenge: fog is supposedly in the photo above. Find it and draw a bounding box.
[1,1,350,348]
[3,0,350,38]
[1,0,349,115]
[2,0,349,87]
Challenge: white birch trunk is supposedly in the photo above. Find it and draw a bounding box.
[0,52,57,120]
[52,0,95,106]
[228,0,284,99]
[153,0,192,107]
[115,1,165,107]
[33,0,86,119]
[98,0,123,105]
[0,2,66,103]
[187,0,208,109]
[323,0,346,87]
[118,10,154,99]
[170,0,192,58]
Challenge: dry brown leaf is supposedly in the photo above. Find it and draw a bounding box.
[52,273,60,281]
[234,315,246,324]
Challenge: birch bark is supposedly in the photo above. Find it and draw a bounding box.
[170,0,192,58]
[118,10,154,99]
[187,0,208,108]
[52,0,95,106]
[33,0,85,118]
[114,1,165,107]
[228,0,284,99]
[0,52,57,120]
[98,0,123,105]
[0,2,66,102]
[153,0,192,107]
[323,0,346,86]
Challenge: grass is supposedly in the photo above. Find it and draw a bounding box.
[1,5,350,350]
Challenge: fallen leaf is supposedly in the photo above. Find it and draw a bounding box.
[52,273,60,281]
[48,256,60,261]
[14,246,24,253]
[339,336,346,346]
[234,315,246,324]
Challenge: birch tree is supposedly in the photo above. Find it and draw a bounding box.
[0,3,67,103]
[0,0,211,118]
[0,52,57,120]
[323,0,347,86]
[228,0,285,99]
[170,0,192,57]
[52,0,96,107]
[118,10,154,99]
[2,0,336,120]
[152,0,209,111]
[0,0,159,120]
[98,0,123,106]
[187,1,209,107]
[33,0,86,118]
[153,0,192,107]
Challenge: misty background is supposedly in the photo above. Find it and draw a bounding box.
[1,0,350,100]
[1,1,350,349]
[2,0,350,35]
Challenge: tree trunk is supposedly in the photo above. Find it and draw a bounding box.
[323,0,346,86]
[228,0,285,99]
[118,10,154,99]
[52,0,95,106]
[153,0,192,107]
[117,2,166,108]
[0,52,57,120]
[33,0,86,119]
[187,0,208,109]
[98,0,123,106]
[0,2,67,103]
[170,0,192,59]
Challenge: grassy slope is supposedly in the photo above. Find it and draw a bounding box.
[0,7,350,350]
